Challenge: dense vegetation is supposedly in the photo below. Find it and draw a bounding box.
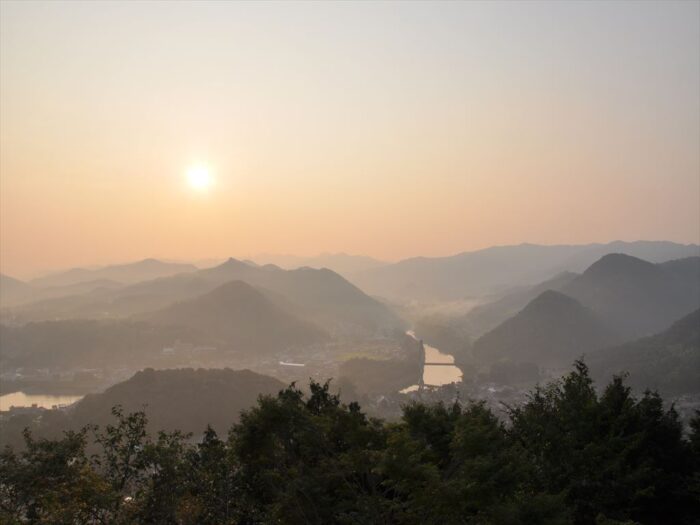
[2,362,698,525]
[0,369,285,451]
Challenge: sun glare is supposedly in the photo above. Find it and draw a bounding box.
[186,165,213,192]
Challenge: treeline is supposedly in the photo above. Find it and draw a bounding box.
[1,362,699,525]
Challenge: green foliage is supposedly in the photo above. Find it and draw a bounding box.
[1,365,698,524]
[509,360,696,525]
[0,428,109,524]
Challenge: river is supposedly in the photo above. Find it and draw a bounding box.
[0,392,83,411]
[401,331,463,392]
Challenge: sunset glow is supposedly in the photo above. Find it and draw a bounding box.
[0,4,698,515]
[0,1,698,277]
[186,165,213,192]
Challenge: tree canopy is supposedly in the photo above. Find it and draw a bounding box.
[1,361,698,524]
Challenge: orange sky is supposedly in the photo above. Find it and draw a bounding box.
[1,1,699,278]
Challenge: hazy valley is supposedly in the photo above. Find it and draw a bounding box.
[2,2,699,522]
[2,241,698,423]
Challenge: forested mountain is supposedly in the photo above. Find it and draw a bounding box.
[472,290,618,367]
[143,281,328,353]
[352,241,699,301]
[589,309,700,396]
[71,368,284,436]
[30,259,197,288]
[562,254,700,339]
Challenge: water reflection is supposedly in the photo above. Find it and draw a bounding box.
[423,343,463,385]
[402,331,463,392]
[0,392,83,410]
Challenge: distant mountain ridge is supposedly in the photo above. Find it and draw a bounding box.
[352,241,699,301]
[251,252,387,276]
[461,253,699,348]
[562,254,700,339]
[30,259,198,288]
[10,257,404,338]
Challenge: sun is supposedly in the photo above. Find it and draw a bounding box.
[186,165,213,191]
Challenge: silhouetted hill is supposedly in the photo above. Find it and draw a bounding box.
[473,290,618,368]
[352,241,699,301]
[72,368,285,436]
[459,272,578,338]
[143,281,328,353]
[562,254,700,339]
[589,309,700,396]
[198,261,404,336]
[31,259,197,288]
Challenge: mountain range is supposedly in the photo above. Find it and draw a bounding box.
[251,252,387,276]
[466,253,699,374]
[132,258,402,336]
[460,254,700,341]
[0,259,197,308]
[352,241,699,301]
[561,254,700,339]
[143,280,329,353]
[6,257,403,338]
[31,258,198,288]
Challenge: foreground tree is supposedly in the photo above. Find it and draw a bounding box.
[0,365,698,524]
[509,361,697,525]
[0,428,109,524]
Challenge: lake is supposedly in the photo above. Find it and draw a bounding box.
[0,391,83,411]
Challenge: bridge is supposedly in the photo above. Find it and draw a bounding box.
[412,336,460,393]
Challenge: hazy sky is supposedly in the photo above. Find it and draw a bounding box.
[1,1,699,278]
